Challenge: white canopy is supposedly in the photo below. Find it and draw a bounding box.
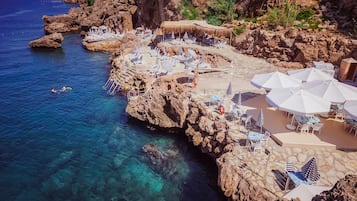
[250,71,302,90]
[344,100,357,119]
[287,68,333,82]
[283,184,331,200]
[266,88,331,116]
[302,79,357,104]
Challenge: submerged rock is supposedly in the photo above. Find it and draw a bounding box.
[47,150,74,170]
[141,142,187,181]
[28,33,64,48]
[41,168,74,198]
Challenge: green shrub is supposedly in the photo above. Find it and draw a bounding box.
[87,0,95,6]
[296,7,314,21]
[207,16,221,26]
[180,0,199,20]
[308,20,320,30]
[244,17,258,23]
[233,25,246,35]
[266,1,299,28]
[252,17,258,23]
[206,0,237,24]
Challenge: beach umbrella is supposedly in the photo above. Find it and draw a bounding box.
[251,71,302,91]
[256,108,264,133]
[226,82,232,96]
[237,92,242,106]
[302,79,357,104]
[344,100,357,119]
[301,157,320,182]
[287,68,333,82]
[266,88,331,116]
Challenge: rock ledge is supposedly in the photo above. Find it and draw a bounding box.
[28,33,64,48]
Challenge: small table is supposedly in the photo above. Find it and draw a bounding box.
[248,131,261,141]
[294,115,320,124]
[308,116,320,124]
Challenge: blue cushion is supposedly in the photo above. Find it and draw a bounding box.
[287,171,312,186]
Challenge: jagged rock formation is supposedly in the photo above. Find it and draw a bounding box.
[126,73,190,128]
[321,0,357,36]
[28,33,64,48]
[125,73,233,156]
[43,0,137,34]
[312,174,357,201]
[135,0,182,28]
[82,40,122,52]
[43,0,182,36]
[42,10,81,34]
[236,28,355,67]
[63,0,85,4]
[217,152,279,201]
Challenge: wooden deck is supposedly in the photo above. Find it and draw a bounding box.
[243,95,357,151]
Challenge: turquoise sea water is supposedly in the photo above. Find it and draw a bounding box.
[0,1,225,200]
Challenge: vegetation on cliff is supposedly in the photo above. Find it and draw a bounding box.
[87,0,95,6]
[206,0,237,25]
[177,0,356,38]
[179,0,199,20]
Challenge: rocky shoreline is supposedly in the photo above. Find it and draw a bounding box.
[30,0,357,200]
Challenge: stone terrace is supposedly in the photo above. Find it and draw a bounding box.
[190,69,357,198]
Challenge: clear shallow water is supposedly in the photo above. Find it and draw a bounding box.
[0,1,225,201]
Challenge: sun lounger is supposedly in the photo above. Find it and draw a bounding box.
[284,157,320,190]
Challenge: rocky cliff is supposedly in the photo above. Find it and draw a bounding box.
[43,0,137,34]
[321,0,357,36]
[125,73,233,157]
[125,73,282,200]
[217,152,281,201]
[235,28,355,68]
[312,174,357,201]
[135,0,182,28]
[43,0,182,35]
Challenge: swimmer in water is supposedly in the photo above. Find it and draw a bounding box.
[60,86,68,92]
[51,88,58,93]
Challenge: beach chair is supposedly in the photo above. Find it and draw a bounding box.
[251,140,263,152]
[344,118,355,131]
[334,111,345,121]
[349,125,357,137]
[284,157,320,190]
[311,123,323,135]
[242,115,252,128]
[300,123,310,134]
